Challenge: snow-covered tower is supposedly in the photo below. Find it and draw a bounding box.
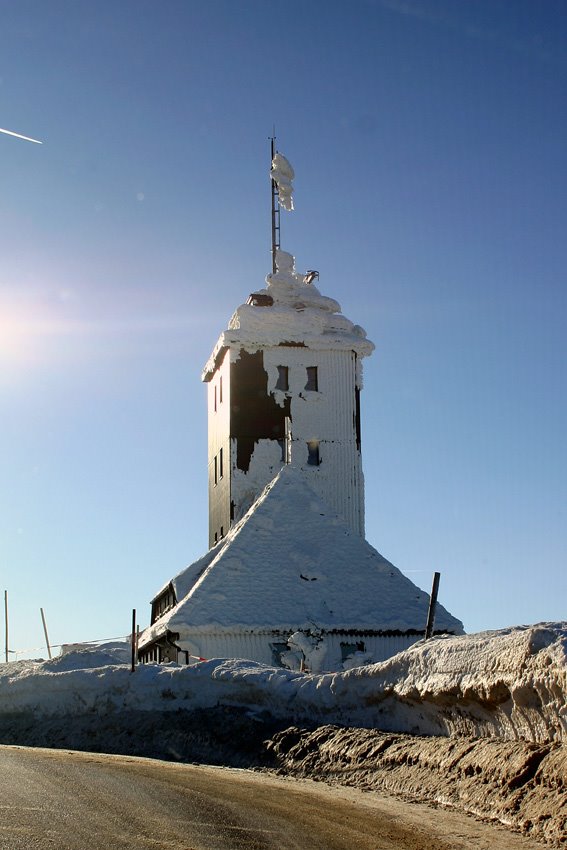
[202,146,374,547]
[139,144,464,670]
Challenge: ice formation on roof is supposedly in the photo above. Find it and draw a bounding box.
[140,466,464,643]
[271,151,294,211]
[202,249,374,379]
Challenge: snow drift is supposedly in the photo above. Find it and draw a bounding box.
[1,625,565,847]
[1,624,565,744]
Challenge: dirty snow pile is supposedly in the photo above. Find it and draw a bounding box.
[1,624,565,744]
[1,626,565,847]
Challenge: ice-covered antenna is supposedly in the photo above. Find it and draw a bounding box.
[269,133,280,275]
[0,127,42,144]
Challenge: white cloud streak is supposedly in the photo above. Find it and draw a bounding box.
[0,127,43,144]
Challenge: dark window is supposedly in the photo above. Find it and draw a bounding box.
[340,641,365,661]
[246,292,274,307]
[307,440,320,466]
[275,365,289,391]
[220,525,224,538]
[270,642,289,667]
[354,386,361,450]
[219,375,223,403]
[214,455,218,485]
[219,447,224,479]
[214,531,218,544]
[305,366,318,391]
[214,384,217,412]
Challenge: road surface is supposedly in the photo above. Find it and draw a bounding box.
[0,745,541,850]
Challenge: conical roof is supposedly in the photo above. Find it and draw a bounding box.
[142,466,463,641]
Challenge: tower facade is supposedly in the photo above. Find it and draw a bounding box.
[202,249,374,548]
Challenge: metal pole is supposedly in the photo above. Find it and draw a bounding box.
[4,591,8,663]
[424,571,441,639]
[270,134,279,274]
[131,609,136,673]
[40,608,52,659]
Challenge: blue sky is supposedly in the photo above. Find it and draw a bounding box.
[1,0,565,659]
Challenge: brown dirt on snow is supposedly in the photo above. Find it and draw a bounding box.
[266,725,567,848]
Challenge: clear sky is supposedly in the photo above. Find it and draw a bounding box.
[1,0,566,660]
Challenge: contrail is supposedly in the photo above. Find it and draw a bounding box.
[0,127,43,144]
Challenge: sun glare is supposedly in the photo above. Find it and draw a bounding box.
[0,293,53,375]
[0,313,36,369]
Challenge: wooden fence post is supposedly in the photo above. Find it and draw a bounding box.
[4,591,8,663]
[425,572,441,639]
[131,609,136,672]
[40,608,52,659]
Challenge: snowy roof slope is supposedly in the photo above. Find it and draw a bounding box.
[141,466,463,644]
[151,540,224,604]
[203,250,374,379]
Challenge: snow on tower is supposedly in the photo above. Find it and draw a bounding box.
[202,147,374,546]
[138,144,464,670]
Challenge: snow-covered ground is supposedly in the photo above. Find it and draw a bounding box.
[1,624,565,847]
[1,623,565,743]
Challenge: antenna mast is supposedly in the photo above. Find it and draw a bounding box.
[270,134,280,275]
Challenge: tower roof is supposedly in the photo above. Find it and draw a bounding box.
[140,466,463,644]
[202,250,374,380]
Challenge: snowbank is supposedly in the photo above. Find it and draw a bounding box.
[1,625,565,847]
[1,624,565,744]
[268,726,567,849]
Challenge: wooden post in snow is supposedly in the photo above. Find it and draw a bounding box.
[131,609,136,673]
[425,572,441,639]
[4,591,8,663]
[40,608,52,659]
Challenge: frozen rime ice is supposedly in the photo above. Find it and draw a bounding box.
[271,152,295,211]
[202,249,374,380]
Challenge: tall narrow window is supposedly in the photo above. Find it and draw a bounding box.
[354,387,361,450]
[214,455,218,485]
[307,440,320,466]
[219,375,223,404]
[214,384,217,412]
[275,365,289,391]
[305,366,318,391]
[219,446,224,479]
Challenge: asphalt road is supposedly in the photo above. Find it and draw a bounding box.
[0,745,541,850]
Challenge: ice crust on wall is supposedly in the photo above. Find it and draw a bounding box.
[1,624,565,744]
[229,346,366,536]
[202,250,374,381]
[202,249,374,537]
[230,437,283,522]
